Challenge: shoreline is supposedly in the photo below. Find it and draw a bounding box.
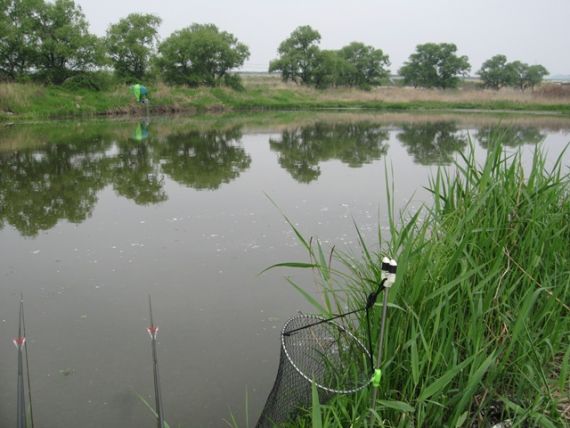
[2,79,570,122]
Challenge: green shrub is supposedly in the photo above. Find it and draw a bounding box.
[61,72,116,91]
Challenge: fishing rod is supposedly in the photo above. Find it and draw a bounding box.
[147,295,165,428]
[369,258,397,427]
[22,294,34,428]
[14,293,34,428]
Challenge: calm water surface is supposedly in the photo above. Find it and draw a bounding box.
[1,112,569,427]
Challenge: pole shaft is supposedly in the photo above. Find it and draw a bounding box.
[16,298,27,428]
[22,295,34,428]
[152,339,164,428]
[369,288,390,427]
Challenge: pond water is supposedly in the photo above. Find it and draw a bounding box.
[0,112,569,427]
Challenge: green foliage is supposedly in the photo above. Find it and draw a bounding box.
[338,42,390,89]
[270,29,390,90]
[478,54,513,90]
[105,13,161,82]
[399,43,471,89]
[0,0,42,81]
[223,73,245,91]
[311,50,350,89]
[508,61,549,92]
[60,70,114,91]
[311,381,323,428]
[34,0,105,84]
[479,55,549,92]
[0,0,104,84]
[269,25,322,85]
[156,23,249,87]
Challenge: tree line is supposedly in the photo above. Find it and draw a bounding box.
[0,0,249,88]
[0,1,550,91]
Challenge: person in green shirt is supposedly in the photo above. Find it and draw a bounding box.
[131,84,149,104]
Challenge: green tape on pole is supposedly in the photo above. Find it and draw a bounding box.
[372,368,382,388]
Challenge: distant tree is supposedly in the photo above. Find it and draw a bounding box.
[105,13,161,82]
[269,25,321,85]
[156,24,249,87]
[34,0,104,84]
[399,43,470,89]
[524,64,549,90]
[0,0,42,80]
[478,54,513,90]
[311,50,351,89]
[338,42,390,89]
[507,61,548,91]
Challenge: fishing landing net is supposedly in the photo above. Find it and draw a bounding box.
[256,314,373,428]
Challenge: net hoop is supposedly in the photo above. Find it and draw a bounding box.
[280,314,372,395]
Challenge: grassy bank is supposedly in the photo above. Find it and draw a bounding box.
[271,143,569,427]
[2,75,570,121]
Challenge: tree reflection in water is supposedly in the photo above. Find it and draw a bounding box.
[0,118,554,237]
[0,123,252,235]
[476,125,546,149]
[397,122,468,165]
[269,121,389,183]
[0,136,113,236]
[158,127,251,190]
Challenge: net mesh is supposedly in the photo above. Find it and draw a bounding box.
[256,314,371,427]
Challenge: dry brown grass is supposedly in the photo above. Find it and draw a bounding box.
[241,74,570,105]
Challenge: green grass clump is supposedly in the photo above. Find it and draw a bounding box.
[274,142,570,427]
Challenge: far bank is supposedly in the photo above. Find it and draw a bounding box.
[2,75,570,122]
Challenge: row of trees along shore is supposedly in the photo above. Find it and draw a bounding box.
[0,0,550,91]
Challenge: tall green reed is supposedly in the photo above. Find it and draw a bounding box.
[273,142,570,427]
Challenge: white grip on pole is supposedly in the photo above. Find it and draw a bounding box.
[385,259,397,288]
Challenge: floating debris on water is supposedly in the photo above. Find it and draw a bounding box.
[59,368,75,376]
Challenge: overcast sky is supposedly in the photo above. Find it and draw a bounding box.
[75,0,570,75]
